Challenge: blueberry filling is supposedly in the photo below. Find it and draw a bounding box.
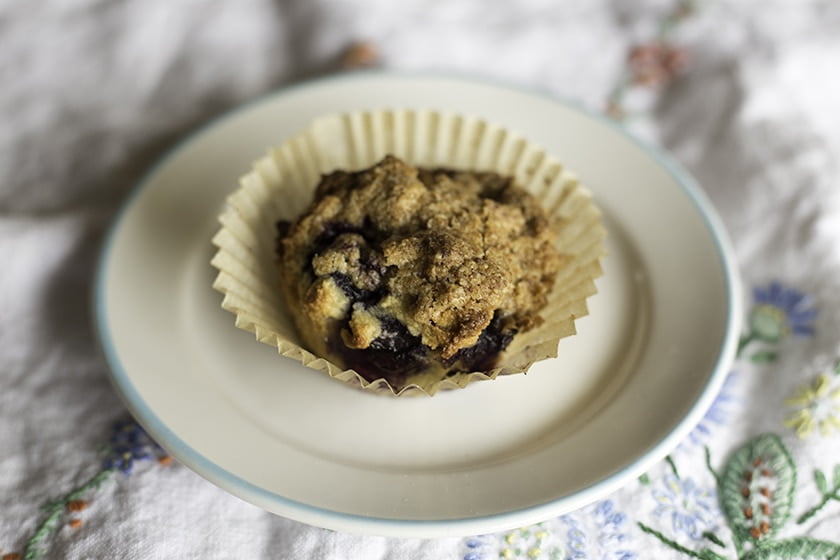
[445,312,517,373]
[311,221,368,257]
[330,311,515,384]
[328,272,386,306]
[330,316,428,384]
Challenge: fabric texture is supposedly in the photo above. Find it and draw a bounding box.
[3,0,840,558]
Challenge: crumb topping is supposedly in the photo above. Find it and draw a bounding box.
[278,155,562,364]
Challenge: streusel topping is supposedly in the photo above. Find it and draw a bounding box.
[277,155,561,375]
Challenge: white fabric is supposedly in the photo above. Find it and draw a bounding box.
[3,1,840,558]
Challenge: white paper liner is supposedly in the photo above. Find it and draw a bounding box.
[211,110,606,396]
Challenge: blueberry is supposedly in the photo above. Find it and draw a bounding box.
[330,316,429,384]
[329,272,386,306]
[447,312,516,372]
[310,221,366,258]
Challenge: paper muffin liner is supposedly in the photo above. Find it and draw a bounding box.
[211,110,606,396]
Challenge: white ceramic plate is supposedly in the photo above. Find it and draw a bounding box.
[96,73,741,538]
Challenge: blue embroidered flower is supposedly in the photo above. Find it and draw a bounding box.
[102,419,164,474]
[737,282,816,361]
[652,475,718,540]
[683,371,739,447]
[560,500,636,560]
[749,282,816,342]
[460,501,636,559]
[462,536,488,560]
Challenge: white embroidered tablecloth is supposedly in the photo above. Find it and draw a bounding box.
[3,1,840,558]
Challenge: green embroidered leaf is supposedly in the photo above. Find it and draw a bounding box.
[719,434,796,545]
[698,549,728,560]
[702,531,726,548]
[751,351,777,363]
[741,538,840,560]
[815,469,829,494]
[833,464,840,488]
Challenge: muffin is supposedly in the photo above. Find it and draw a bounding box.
[276,155,563,389]
[211,110,606,396]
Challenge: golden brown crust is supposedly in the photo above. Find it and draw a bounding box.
[277,155,561,372]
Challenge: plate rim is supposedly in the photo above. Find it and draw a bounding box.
[94,70,742,537]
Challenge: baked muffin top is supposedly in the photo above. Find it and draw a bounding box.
[277,155,562,371]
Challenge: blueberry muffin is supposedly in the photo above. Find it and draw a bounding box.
[276,155,563,390]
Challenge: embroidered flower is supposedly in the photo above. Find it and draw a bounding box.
[606,40,688,120]
[750,282,816,342]
[7,419,172,559]
[652,475,718,540]
[460,501,635,560]
[462,526,561,560]
[683,371,739,447]
[784,365,840,439]
[462,536,490,560]
[627,42,687,87]
[604,0,696,121]
[560,501,636,560]
[738,282,816,360]
[499,525,558,559]
[643,434,840,556]
[340,41,380,69]
[102,420,165,474]
[604,100,625,121]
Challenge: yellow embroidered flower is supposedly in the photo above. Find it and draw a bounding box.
[784,373,840,438]
[498,524,553,559]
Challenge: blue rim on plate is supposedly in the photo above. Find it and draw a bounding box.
[94,71,742,537]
